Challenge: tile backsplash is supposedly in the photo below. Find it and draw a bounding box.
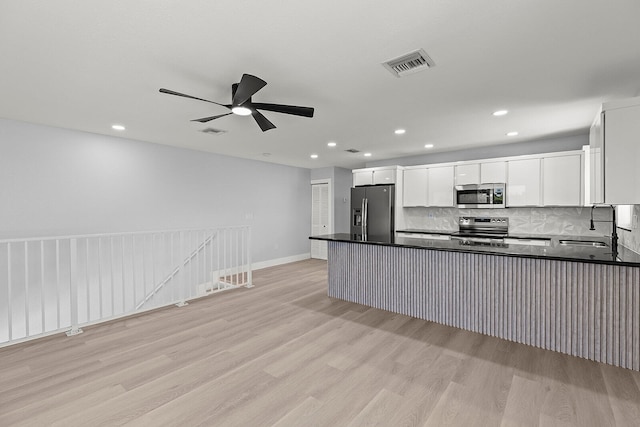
[403,206,640,254]
[618,205,640,254]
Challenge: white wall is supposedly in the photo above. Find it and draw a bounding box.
[0,118,311,263]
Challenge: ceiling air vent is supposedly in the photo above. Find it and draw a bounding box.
[200,127,227,135]
[345,148,360,153]
[383,49,435,77]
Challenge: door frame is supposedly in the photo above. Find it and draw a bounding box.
[310,179,333,235]
[310,179,333,259]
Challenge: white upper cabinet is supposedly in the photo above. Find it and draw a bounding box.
[598,97,640,204]
[403,168,428,206]
[589,112,604,203]
[480,161,507,183]
[507,158,541,206]
[353,170,373,186]
[352,167,398,186]
[455,163,480,185]
[373,168,395,185]
[542,153,583,206]
[428,166,455,206]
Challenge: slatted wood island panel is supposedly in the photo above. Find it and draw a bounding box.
[327,240,640,370]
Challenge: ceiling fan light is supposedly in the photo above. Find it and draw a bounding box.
[232,106,252,116]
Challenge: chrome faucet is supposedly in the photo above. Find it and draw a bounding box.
[590,204,618,257]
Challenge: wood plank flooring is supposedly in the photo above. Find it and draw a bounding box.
[1,258,640,426]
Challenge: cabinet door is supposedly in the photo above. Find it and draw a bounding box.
[481,161,507,183]
[353,171,373,186]
[507,159,541,206]
[403,168,428,206]
[589,113,604,203]
[373,169,395,184]
[604,104,640,204]
[428,166,455,206]
[543,154,582,206]
[455,163,480,185]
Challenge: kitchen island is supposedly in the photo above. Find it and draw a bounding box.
[310,233,640,370]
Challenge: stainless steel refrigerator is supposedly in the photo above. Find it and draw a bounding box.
[351,185,395,241]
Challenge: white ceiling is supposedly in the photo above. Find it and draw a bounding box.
[1,1,639,169]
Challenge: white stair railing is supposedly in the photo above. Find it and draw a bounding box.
[0,226,252,347]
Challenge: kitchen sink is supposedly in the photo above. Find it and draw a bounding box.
[559,239,608,248]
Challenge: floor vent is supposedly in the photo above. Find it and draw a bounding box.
[383,48,435,77]
[345,148,360,153]
[200,127,227,135]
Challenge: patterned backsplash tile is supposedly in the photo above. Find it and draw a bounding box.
[618,205,640,254]
[403,206,640,254]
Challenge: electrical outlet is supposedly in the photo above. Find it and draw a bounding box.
[633,214,638,229]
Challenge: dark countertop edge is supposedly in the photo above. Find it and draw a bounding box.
[396,229,453,235]
[309,235,640,267]
[397,230,553,241]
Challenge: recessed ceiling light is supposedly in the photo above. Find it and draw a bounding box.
[506,131,519,137]
[327,141,337,147]
[364,153,372,157]
[424,144,434,149]
[394,129,406,135]
[111,124,125,131]
[231,106,252,116]
[310,154,318,159]
[493,110,508,116]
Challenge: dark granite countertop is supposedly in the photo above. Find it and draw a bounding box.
[310,233,640,267]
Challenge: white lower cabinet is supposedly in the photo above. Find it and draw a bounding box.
[507,158,541,206]
[542,154,583,206]
[428,166,455,207]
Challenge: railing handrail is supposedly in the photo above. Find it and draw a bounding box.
[0,225,251,244]
[1,224,253,347]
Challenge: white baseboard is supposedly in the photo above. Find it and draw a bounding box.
[252,253,311,270]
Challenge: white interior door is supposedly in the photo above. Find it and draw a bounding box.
[311,182,330,259]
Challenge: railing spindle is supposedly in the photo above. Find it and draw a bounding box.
[110,237,115,317]
[121,236,125,314]
[24,242,29,337]
[7,243,13,341]
[98,237,103,319]
[86,239,90,322]
[40,240,45,334]
[56,239,60,329]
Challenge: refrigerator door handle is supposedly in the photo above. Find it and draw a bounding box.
[363,198,368,229]
[360,198,365,235]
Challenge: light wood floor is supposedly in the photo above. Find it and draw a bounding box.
[1,259,640,426]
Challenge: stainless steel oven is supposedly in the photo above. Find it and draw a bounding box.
[455,183,505,209]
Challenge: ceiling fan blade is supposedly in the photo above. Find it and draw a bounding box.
[252,111,276,132]
[232,74,267,107]
[191,112,233,123]
[252,103,314,118]
[159,88,230,108]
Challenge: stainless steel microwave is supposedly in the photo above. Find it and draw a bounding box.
[455,183,506,208]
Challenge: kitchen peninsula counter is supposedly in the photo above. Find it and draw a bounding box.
[310,233,640,371]
[311,233,640,266]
